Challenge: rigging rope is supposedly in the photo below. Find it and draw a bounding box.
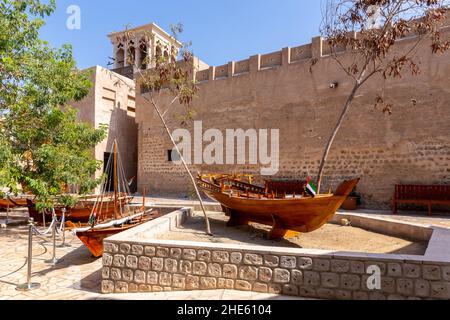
[89,143,115,225]
[81,140,142,233]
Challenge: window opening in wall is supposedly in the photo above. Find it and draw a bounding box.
[168,150,181,162]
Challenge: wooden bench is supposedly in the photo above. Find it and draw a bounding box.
[393,185,450,215]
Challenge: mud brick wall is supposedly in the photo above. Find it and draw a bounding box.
[136,25,450,209]
[101,241,450,300]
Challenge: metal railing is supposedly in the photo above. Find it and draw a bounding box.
[111,65,134,79]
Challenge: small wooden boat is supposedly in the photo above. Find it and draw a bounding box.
[197,174,360,240]
[26,195,133,224]
[76,211,161,257]
[0,196,33,209]
[75,140,161,257]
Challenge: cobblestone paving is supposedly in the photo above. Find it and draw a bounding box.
[0,225,303,300]
[1,198,449,300]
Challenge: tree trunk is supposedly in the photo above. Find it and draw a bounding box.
[107,71,213,235]
[150,99,212,236]
[316,83,360,193]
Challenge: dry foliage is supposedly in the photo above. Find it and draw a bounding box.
[109,24,212,235]
[314,0,449,190]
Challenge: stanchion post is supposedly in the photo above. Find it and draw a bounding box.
[42,211,46,228]
[16,218,41,291]
[45,214,64,266]
[5,203,9,226]
[57,208,70,248]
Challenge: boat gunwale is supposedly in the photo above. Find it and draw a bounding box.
[202,189,337,202]
[197,178,338,204]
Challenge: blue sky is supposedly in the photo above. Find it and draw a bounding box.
[40,0,325,69]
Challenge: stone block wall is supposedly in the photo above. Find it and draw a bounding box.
[101,209,450,300]
[101,241,450,300]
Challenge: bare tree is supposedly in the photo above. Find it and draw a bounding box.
[111,24,212,235]
[315,0,449,192]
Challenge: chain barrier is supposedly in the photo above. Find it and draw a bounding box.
[32,209,65,240]
[57,209,71,248]
[12,207,71,292]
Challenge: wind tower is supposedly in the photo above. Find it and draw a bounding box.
[108,23,182,79]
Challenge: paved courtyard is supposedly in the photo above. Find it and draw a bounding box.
[0,224,304,300]
[0,197,449,300]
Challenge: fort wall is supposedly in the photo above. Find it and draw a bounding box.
[135,23,450,209]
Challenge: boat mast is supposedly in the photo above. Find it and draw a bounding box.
[113,139,119,220]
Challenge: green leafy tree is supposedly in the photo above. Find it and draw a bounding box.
[0,0,107,211]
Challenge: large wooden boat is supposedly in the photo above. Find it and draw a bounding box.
[74,140,161,258]
[197,174,360,240]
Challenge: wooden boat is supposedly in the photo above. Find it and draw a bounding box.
[26,194,133,224]
[76,211,161,257]
[75,140,162,257]
[197,174,360,240]
[0,196,33,209]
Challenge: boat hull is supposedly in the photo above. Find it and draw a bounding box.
[0,198,28,209]
[77,225,137,258]
[26,197,132,224]
[199,178,360,239]
[76,213,161,257]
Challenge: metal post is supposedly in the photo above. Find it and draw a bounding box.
[16,218,41,291]
[42,211,46,228]
[45,214,63,266]
[5,203,9,226]
[57,208,70,248]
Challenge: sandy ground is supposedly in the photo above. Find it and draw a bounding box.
[157,211,427,255]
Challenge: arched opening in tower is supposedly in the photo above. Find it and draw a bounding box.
[128,46,136,66]
[139,41,148,69]
[155,45,162,63]
[116,47,125,68]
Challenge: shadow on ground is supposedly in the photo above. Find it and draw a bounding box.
[33,245,99,277]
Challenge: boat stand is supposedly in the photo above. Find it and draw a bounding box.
[225,209,297,241]
[0,204,11,228]
[267,215,290,240]
[226,211,250,228]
